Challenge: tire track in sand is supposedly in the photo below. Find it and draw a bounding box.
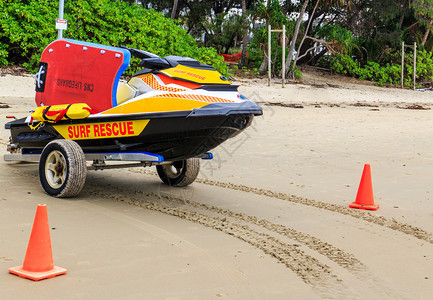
[86,181,403,298]
[195,178,433,243]
[6,166,359,288]
[151,189,363,270]
[131,169,433,243]
[176,199,363,270]
[3,137,431,243]
[85,183,349,296]
[3,165,397,297]
[94,181,363,270]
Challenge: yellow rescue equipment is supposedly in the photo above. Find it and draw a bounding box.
[31,103,95,123]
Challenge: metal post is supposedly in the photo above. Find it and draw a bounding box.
[413,42,416,91]
[401,41,404,89]
[268,25,271,86]
[58,0,65,39]
[282,25,285,88]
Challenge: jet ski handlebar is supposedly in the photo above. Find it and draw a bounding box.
[119,45,160,60]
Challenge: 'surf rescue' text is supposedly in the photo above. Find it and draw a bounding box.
[67,121,134,139]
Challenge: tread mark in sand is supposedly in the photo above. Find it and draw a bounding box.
[2,136,431,244]
[131,169,433,244]
[3,166,400,296]
[87,186,350,296]
[85,183,398,297]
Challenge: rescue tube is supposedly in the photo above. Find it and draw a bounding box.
[31,103,95,123]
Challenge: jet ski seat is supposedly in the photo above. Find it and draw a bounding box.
[35,39,130,113]
[116,82,137,105]
[116,77,153,105]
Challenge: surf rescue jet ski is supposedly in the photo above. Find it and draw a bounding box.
[5,39,262,197]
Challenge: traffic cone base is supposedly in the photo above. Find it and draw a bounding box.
[9,265,67,281]
[349,202,379,211]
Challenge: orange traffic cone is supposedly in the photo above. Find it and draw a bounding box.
[349,164,379,211]
[9,204,67,281]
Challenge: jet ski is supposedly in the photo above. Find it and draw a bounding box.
[4,39,262,197]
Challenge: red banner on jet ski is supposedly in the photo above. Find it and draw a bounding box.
[53,120,149,140]
[35,39,130,113]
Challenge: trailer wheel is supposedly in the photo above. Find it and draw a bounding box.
[39,140,87,198]
[156,158,200,187]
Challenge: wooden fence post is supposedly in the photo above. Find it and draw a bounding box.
[413,42,416,91]
[268,25,271,87]
[267,26,285,88]
[282,25,285,88]
[401,41,404,89]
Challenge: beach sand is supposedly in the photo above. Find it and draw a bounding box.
[0,70,432,299]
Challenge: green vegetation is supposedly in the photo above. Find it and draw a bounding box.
[322,54,401,86]
[1,0,433,88]
[320,50,433,88]
[0,0,226,75]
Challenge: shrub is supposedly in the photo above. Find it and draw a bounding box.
[406,50,433,87]
[0,0,226,75]
[322,52,432,88]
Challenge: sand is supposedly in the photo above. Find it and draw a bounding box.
[0,70,432,299]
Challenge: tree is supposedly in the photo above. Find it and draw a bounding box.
[289,0,319,79]
[171,0,179,19]
[412,0,433,46]
[137,0,260,53]
[252,0,294,75]
[240,0,248,66]
[284,0,309,76]
[284,0,358,77]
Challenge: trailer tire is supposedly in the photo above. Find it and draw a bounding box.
[39,140,87,198]
[156,158,200,187]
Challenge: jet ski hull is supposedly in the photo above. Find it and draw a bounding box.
[6,109,255,161]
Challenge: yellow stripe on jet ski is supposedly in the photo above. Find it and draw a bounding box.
[100,97,209,115]
[53,119,149,140]
[160,64,230,85]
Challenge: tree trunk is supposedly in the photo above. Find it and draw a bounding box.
[398,0,408,30]
[398,13,405,30]
[290,0,319,79]
[171,0,179,19]
[224,34,236,54]
[422,20,433,46]
[258,50,268,75]
[258,19,269,75]
[240,0,248,66]
[284,0,309,76]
